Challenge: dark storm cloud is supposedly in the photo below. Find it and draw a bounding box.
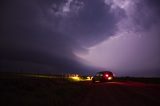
[0,0,119,74]
[58,0,118,47]
[130,0,160,31]
[115,0,160,76]
[76,0,160,77]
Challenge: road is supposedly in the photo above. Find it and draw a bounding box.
[1,74,160,106]
[79,81,160,106]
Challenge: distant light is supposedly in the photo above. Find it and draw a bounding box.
[108,77,113,80]
[86,76,93,81]
[70,76,80,81]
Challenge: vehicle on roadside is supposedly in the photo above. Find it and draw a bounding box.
[92,71,114,83]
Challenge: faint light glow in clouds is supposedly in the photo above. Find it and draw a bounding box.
[54,0,84,16]
[62,0,73,12]
[75,0,140,65]
[105,0,132,9]
[1,0,160,76]
[75,0,160,76]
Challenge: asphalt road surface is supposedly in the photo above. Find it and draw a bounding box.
[79,81,160,106]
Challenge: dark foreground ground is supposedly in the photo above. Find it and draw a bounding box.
[0,73,160,106]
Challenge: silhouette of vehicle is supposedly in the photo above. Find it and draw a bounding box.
[92,71,114,83]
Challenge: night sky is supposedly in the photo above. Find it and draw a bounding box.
[1,0,160,77]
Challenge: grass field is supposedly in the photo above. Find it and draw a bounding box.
[0,72,89,106]
[0,72,160,106]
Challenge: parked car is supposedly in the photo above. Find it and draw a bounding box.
[92,71,114,83]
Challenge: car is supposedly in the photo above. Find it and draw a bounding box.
[92,71,114,83]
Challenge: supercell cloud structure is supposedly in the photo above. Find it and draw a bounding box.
[0,0,160,76]
[77,0,160,76]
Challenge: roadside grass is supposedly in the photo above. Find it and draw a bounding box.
[1,72,160,106]
[0,73,89,106]
[114,77,160,84]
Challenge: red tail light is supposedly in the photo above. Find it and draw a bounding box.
[105,74,109,77]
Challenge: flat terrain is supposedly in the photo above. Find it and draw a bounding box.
[0,73,160,106]
[79,82,160,106]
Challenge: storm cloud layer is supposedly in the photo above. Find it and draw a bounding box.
[0,0,118,74]
[77,0,160,77]
[1,0,160,76]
